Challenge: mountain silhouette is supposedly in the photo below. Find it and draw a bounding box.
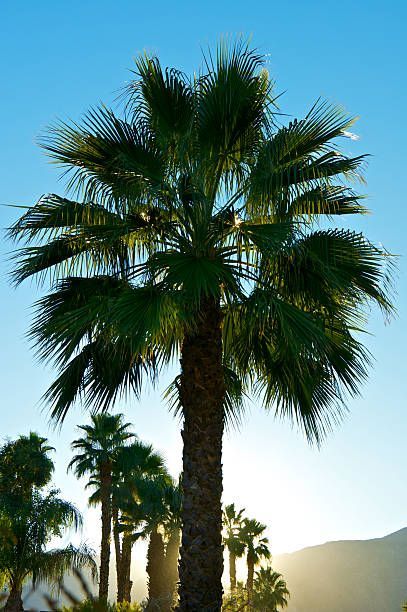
[274,527,407,611]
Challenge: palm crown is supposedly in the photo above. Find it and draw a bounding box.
[68,413,134,478]
[0,433,55,498]
[253,567,290,611]
[10,41,391,440]
[241,518,271,565]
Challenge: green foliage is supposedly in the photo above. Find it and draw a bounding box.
[222,568,290,611]
[0,434,97,603]
[69,413,135,481]
[252,567,289,611]
[222,582,248,610]
[223,503,246,556]
[0,432,54,498]
[241,518,271,566]
[9,41,394,444]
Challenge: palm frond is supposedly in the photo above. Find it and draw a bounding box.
[33,544,97,587]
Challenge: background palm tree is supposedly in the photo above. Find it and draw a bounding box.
[241,518,271,606]
[0,490,96,612]
[108,441,167,603]
[0,434,96,612]
[223,503,246,592]
[0,432,55,499]
[10,40,393,608]
[68,413,134,600]
[252,567,289,611]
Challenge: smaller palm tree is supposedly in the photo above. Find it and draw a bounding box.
[68,413,134,600]
[0,488,96,612]
[116,442,167,603]
[241,518,271,607]
[0,432,55,498]
[92,439,167,603]
[253,567,289,611]
[223,504,246,592]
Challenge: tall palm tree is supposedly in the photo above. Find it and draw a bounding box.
[68,413,134,600]
[223,503,246,592]
[241,518,271,605]
[0,486,96,612]
[253,567,289,611]
[10,41,393,609]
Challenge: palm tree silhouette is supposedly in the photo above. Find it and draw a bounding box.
[68,413,134,600]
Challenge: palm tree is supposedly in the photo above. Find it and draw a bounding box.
[253,567,289,611]
[10,40,394,609]
[109,441,167,603]
[68,413,134,600]
[241,518,271,606]
[0,486,96,612]
[117,471,174,607]
[84,436,167,603]
[143,476,182,611]
[223,504,246,592]
[0,432,55,499]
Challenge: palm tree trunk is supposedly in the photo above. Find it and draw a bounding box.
[163,527,181,609]
[99,461,112,601]
[229,551,237,592]
[146,526,165,608]
[121,534,132,602]
[112,504,122,602]
[178,298,225,611]
[5,583,23,612]
[246,556,255,609]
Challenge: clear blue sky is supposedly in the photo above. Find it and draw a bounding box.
[0,0,406,577]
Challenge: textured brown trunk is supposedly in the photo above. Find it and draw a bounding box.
[146,527,165,608]
[99,461,112,601]
[112,505,122,602]
[178,298,225,611]
[121,534,132,602]
[163,527,181,610]
[5,584,23,612]
[246,556,255,609]
[229,551,237,592]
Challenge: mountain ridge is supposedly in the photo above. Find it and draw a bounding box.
[273,527,407,612]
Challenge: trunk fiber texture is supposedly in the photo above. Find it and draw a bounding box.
[229,552,237,592]
[247,557,255,609]
[178,298,225,611]
[99,462,112,601]
[146,527,166,610]
[113,505,123,602]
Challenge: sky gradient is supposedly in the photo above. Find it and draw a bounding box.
[0,0,406,585]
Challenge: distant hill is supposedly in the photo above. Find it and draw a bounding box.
[274,527,407,612]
